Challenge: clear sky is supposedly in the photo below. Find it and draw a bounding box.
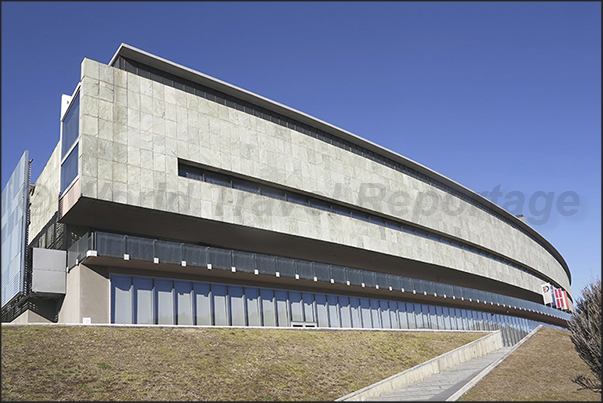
[2,2,600,299]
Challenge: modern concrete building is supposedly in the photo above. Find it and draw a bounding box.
[2,44,572,342]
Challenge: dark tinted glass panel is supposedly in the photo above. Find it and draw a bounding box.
[296,260,314,280]
[388,275,401,290]
[205,171,231,187]
[375,273,389,288]
[330,265,347,284]
[362,271,376,287]
[314,263,330,282]
[287,193,308,206]
[476,290,485,302]
[155,240,181,264]
[385,221,400,230]
[124,59,136,73]
[62,93,80,158]
[331,205,351,216]
[369,216,385,226]
[208,248,231,269]
[347,268,363,286]
[179,165,202,180]
[413,278,427,294]
[183,245,207,267]
[260,186,286,200]
[256,254,276,275]
[310,199,330,212]
[60,144,79,194]
[195,87,206,98]
[232,178,259,193]
[400,277,414,292]
[423,281,435,295]
[149,70,161,82]
[96,232,125,258]
[352,211,370,222]
[126,236,154,261]
[276,257,295,277]
[138,67,151,79]
[233,250,254,273]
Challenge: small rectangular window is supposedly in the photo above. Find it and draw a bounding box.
[351,211,370,222]
[138,67,151,79]
[162,75,174,87]
[204,171,231,187]
[287,193,308,206]
[232,178,259,193]
[178,165,202,181]
[60,144,79,194]
[332,205,351,216]
[309,199,331,212]
[260,186,286,200]
[62,92,80,158]
[150,71,162,83]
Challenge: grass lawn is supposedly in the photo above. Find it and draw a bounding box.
[460,326,600,401]
[1,325,482,401]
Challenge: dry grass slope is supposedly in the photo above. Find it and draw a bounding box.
[460,326,600,401]
[1,325,482,401]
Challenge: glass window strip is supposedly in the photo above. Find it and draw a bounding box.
[97,231,570,321]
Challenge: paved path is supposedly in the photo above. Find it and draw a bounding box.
[368,346,513,401]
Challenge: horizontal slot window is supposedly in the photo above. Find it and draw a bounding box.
[176,160,547,281]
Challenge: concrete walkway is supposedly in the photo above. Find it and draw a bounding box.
[367,346,513,401]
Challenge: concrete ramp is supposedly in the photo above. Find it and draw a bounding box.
[338,326,542,401]
[367,346,513,401]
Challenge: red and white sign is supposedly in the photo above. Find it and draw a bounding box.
[554,288,569,310]
[562,290,570,310]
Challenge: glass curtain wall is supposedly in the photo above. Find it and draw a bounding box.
[111,274,540,346]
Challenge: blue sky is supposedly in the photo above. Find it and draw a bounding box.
[2,2,600,298]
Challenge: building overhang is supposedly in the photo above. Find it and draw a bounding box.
[60,196,549,306]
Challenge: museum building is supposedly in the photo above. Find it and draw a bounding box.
[2,44,572,344]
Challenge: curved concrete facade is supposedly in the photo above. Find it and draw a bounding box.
[72,45,570,307]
